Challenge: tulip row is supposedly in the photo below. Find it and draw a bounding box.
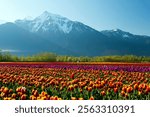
[0,62,150,100]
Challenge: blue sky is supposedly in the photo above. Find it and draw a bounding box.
[0,0,150,35]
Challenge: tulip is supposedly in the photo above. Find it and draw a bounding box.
[89,96,94,100]
[21,94,27,100]
[71,97,76,100]
[114,88,118,93]
[101,91,106,96]
[3,87,9,94]
[78,98,84,100]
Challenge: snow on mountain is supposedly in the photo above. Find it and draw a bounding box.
[15,11,75,33]
[112,29,118,32]
[15,11,96,34]
[101,29,133,39]
[14,11,148,42]
[123,34,129,38]
[36,11,73,33]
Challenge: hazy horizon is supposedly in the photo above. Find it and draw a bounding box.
[0,0,150,36]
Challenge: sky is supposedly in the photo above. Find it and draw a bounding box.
[0,0,150,36]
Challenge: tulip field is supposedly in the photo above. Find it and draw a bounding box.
[0,62,150,100]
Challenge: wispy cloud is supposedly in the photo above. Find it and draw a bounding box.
[1,49,20,53]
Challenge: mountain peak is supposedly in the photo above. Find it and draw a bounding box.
[111,29,125,32]
[43,11,49,15]
[38,11,67,21]
[101,29,133,39]
[112,28,120,32]
[40,11,53,18]
[17,11,74,33]
[15,11,101,34]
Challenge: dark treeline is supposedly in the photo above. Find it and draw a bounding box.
[0,51,150,62]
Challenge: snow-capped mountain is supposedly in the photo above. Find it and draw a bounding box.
[101,29,135,39]
[14,11,105,56]
[32,11,73,33]
[0,11,150,56]
[15,11,94,34]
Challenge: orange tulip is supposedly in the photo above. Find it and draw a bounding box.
[21,94,27,100]
[89,96,94,100]
[3,87,9,94]
[101,91,106,96]
[114,88,118,93]
[71,97,76,100]
[33,90,39,97]
[121,91,125,97]
[134,84,138,90]
[12,93,17,98]
[78,98,84,100]
[87,87,92,92]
